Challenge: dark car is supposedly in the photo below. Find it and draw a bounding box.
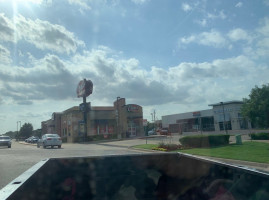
[0,136,12,148]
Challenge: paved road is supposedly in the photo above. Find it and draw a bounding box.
[0,140,146,189]
[1,135,269,191]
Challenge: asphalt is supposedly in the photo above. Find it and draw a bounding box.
[19,135,269,173]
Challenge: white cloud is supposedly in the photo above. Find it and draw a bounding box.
[195,19,207,27]
[16,15,85,54]
[0,44,11,64]
[0,45,264,108]
[131,0,149,5]
[68,0,91,11]
[235,2,243,8]
[207,10,226,20]
[182,3,192,12]
[179,30,228,48]
[0,13,15,42]
[0,14,85,54]
[227,28,251,42]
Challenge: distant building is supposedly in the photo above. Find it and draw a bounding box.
[41,98,144,143]
[162,100,251,134]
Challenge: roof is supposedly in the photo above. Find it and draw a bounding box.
[91,106,114,111]
[208,100,243,107]
[62,106,80,114]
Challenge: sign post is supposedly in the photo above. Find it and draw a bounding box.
[76,79,93,142]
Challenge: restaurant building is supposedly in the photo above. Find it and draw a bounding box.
[41,98,144,143]
[162,101,251,134]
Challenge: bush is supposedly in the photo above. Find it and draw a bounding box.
[249,132,269,140]
[84,134,118,142]
[156,142,184,151]
[179,134,230,148]
[62,137,67,143]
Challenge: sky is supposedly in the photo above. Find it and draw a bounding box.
[0,0,269,133]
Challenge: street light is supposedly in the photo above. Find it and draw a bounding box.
[220,102,228,134]
[16,121,21,141]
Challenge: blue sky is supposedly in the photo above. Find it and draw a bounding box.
[0,0,269,133]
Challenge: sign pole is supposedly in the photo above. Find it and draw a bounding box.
[83,96,87,142]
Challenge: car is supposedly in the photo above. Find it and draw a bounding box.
[25,136,34,143]
[0,136,12,148]
[148,129,157,135]
[160,128,171,136]
[37,134,62,149]
[30,136,39,143]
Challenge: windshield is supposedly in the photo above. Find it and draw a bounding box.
[0,0,269,199]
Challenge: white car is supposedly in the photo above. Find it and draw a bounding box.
[0,136,11,148]
[37,134,62,149]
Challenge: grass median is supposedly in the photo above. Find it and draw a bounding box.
[133,141,269,164]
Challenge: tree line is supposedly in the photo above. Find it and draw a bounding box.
[4,123,41,139]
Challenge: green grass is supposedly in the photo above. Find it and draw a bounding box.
[133,142,269,163]
[133,144,158,150]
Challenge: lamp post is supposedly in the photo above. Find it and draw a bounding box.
[16,121,21,141]
[117,97,121,139]
[220,102,228,134]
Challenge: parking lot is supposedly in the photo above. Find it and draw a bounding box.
[0,139,147,190]
[1,134,269,191]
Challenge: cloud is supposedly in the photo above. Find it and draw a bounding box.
[235,2,243,8]
[1,44,265,108]
[182,3,192,12]
[0,13,84,54]
[68,0,91,10]
[227,28,251,42]
[0,44,11,64]
[15,15,84,54]
[131,0,150,5]
[179,29,228,48]
[0,13,14,42]
[207,10,227,20]
[195,19,207,27]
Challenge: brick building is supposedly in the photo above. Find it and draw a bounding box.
[41,98,144,143]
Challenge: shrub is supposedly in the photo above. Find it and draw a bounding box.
[84,134,118,142]
[62,137,67,143]
[155,142,184,151]
[179,134,230,148]
[249,132,269,140]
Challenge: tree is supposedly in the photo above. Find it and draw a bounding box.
[241,84,269,128]
[19,123,33,138]
[4,131,17,138]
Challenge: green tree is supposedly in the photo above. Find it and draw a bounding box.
[19,123,33,138]
[4,131,17,138]
[241,84,269,128]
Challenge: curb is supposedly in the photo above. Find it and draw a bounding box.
[18,142,36,146]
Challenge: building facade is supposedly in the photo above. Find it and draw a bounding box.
[41,98,144,143]
[162,101,250,134]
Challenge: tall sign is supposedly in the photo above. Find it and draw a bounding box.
[77,79,93,141]
[77,79,93,98]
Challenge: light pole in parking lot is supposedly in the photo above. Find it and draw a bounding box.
[16,121,21,140]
